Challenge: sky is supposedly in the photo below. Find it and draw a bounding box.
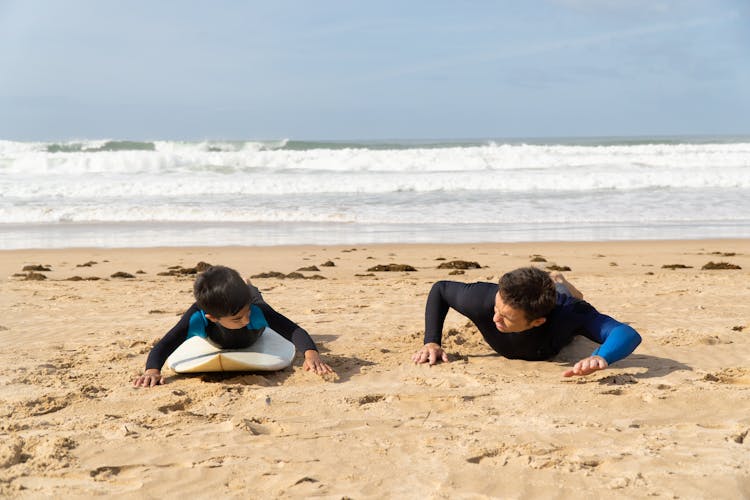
[0,0,748,141]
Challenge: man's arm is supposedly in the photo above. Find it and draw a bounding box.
[563,304,642,377]
[413,281,494,365]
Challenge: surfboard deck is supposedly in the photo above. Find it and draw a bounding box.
[166,327,295,373]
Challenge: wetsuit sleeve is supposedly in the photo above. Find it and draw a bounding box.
[577,307,642,364]
[424,281,494,346]
[145,303,200,370]
[247,282,317,352]
[256,301,318,353]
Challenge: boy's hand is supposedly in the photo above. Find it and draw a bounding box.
[133,368,165,387]
[303,350,335,376]
[562,355,608,377]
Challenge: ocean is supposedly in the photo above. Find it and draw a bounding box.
[1,136,749,249]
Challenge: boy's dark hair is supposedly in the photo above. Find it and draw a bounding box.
[498,267,556,321]
[193,265,250,318]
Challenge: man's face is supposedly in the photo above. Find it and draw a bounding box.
[207,304,251,329]
[493,292,545,333]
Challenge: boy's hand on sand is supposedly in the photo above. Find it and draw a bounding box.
[133,369,165,388]
[562,355,608,377]
[303,350,335,377]
[412,343,449,365]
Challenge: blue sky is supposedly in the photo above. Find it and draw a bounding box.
[0,0,748,140]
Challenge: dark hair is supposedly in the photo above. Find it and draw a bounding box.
[498,267,556,321]
[193,265,250,318]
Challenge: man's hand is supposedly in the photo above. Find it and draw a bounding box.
[303,350,335,376]
[412,342,449,365]
[562,355,608,377]
[133,368,165,388]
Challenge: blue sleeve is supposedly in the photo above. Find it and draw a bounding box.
[580,312,642,364]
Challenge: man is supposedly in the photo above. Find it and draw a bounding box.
[411,267,641,377]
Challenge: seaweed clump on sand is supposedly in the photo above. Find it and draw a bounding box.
[662,264,694,270]
[701,261,741,270]
[23,264,52,272]
[437,260,481,270]
[157,261,213,276]
[110,271,135,279]
[251,271,326,280]
[546,264,572,272]
[297,265,320,272]
[367,264,417,272]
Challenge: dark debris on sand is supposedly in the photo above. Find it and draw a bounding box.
[251,271,326,280]
[662,264,694,270]
[702,261,742,270]
[366,264,417,272]
[297,265,320,272]
[320,260,336,267]
[110,272,135,279]
[157,261,212,277]
[22,264,51,272]
[437,260,481,270]
[546,265,572,271]
[22,271,47,281]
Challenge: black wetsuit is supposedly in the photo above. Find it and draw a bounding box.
[145,284,317,371]
[424,281,641,363]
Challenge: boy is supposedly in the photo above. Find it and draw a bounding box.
[133,265,334,387]
[411,267,641,377]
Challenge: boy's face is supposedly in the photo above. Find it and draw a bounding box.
[206,304,251,329]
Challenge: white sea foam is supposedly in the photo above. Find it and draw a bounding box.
[1,137,750,246]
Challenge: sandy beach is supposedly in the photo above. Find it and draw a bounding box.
[1,239,748,499]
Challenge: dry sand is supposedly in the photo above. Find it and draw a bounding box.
[1,240,749,499]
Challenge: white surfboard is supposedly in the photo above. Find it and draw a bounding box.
[166,327,296,373]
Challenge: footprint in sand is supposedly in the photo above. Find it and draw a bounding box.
[80,384,108,398]
[0,436,25,468]
[19,394,74,417]
[346,394,386,406]
[232,416,284,435]
[90,465,122,480]
[703,367,750,385]
[597,374,639,386]
[25,436,76,470]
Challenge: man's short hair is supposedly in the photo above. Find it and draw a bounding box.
[498,267,556,321]
[193,265,250,318]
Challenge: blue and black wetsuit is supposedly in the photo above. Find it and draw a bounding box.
[424,281,641,364]
[146,284,318,371]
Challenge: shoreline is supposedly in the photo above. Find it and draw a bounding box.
[3,219,749,251]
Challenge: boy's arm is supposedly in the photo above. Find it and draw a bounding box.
[255,300,334,375]
[256,301,317,352]
[133,304,198,387]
